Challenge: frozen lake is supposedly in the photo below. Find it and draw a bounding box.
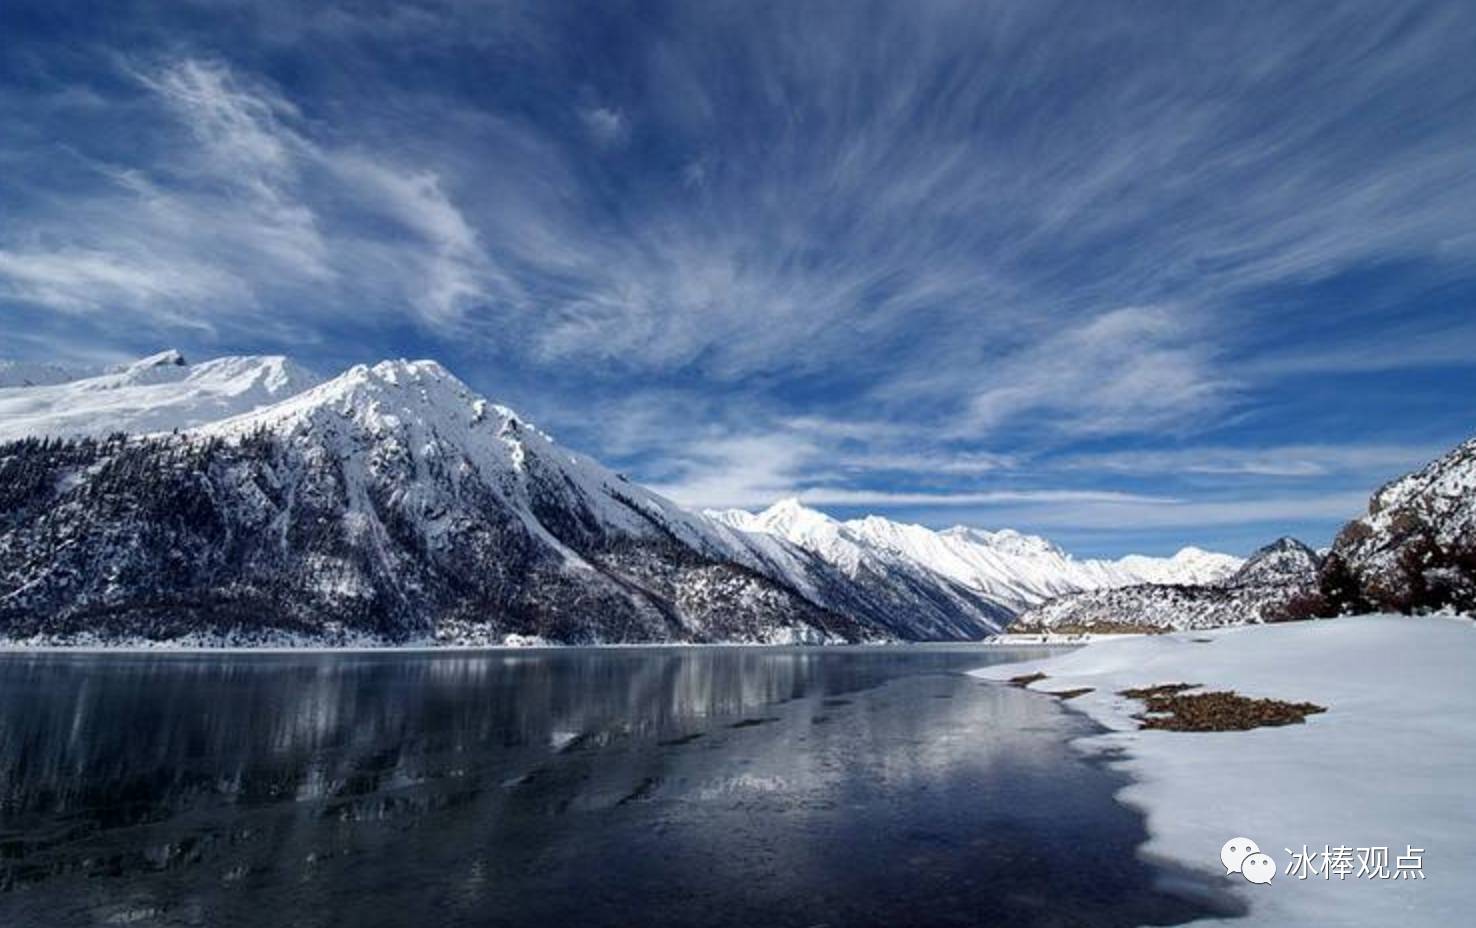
[0,646,1235,926]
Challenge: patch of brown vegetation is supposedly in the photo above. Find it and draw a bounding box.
[1045,687,1094,700]
[1118,682,1201,699]
[1131,690,1327,732]
[1007,672,1048,687]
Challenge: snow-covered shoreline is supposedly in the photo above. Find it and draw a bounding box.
[973,615,1476,927]
[983,631,1152,645]
[0,637,977,655]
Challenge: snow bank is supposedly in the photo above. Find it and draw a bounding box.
[973,616,1476,927]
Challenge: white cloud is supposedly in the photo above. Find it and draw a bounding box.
[0,58,497,334]
[3,4,1472,559]
[134,59,332,282]
[793,488,1177,508]
[837,450,1019,475]
[955,492,1373,532]
[648,433,819,510]
[138,58,300,189]
[1057,444,1442,479]
[0,247,237,317]
[475,1,1476,415]
[328,155,501,323]
[646,424,1156,512]
[580,106,628,147]
[963,306,1235,437]
[1247,322,1476,376]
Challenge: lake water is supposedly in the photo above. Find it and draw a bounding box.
[0,646,1236,927]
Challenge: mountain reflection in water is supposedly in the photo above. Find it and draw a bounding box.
[0,646,1234,927]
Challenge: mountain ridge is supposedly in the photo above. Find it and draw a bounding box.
[709,499,1242,611]
[13,349,1392,647]
[0,357,1011,645]
[0,350,321,443]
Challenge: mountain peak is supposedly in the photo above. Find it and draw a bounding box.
[124,349,188,371]
[90,349,195,389]
[767,496,807,511]
[315,357,472,402]
[938,524,1066,559]
[366,358,453,384]
[201,356,520,444]
[1218,536,1320,589]
[1259,536,1318,556]
[755,498,837,534]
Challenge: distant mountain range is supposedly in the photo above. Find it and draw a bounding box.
[0,351,1235,646]
[708,500,1240,612]
[0,353,1076,645]
[1013,434,1476,632]
[1012,537,1323,633]
[3,351,1461,646]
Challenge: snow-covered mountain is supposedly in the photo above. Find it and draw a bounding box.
[1012,429,1476,634]
[1011,535,1322,632]
[0,350,321,443]
[1320,434,1476,615]
[707,499,1016,637]
[0,358,1011,645]
[1227,537,1321,588]
[710,500,1241,611]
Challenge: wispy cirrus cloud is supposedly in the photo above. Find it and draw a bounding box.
[646,432,821,511]
[579,106,628,147]
[1055,444,1443,479]
[0,247,239,318]
[947,492,1374,532]
[4,1,1475,554]
[961,306,1236,438]
[0,57,499,338]
[647,435,1171,513]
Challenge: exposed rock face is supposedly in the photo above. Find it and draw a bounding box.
[1318,436,1476,616]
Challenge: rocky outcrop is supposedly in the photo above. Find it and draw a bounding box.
[1317,436,1476,616]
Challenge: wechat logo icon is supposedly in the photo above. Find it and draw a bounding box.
[1221,837,1275,885]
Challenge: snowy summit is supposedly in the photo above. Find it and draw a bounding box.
[711,499,1242,611]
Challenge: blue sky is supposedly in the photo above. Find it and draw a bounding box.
[3,1,1474,557]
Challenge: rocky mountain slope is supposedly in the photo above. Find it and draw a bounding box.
[0,350,321,443]
[711,501,1241,611]
[0,358,1010,645]
[1011,536,1321,632]
[1318,435,1476,615]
